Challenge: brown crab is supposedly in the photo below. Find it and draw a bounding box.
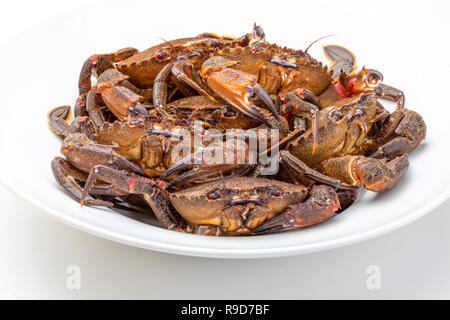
[279,94,426,192]
[78,170,349,235]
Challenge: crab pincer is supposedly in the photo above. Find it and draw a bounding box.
[253,185,340,234]
[200,56,281,129]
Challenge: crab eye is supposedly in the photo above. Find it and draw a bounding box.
[207,190,222,200]
[156,50,168,61]
[331,110,344,122]
[210,40,222,48]
[269,187,284,197]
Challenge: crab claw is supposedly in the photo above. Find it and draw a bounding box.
[323,45,356,77]
[322,155,409,192]
[253,185,340,234]
[362,68,383,85]
[201,56,280,128]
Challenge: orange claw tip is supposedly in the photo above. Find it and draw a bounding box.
[312,143,317,155]
[80,201,84,208]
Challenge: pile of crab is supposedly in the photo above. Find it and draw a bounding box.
[48,25,426,236]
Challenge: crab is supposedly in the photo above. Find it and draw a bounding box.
[46,25,427,236]
[279,94,426,192]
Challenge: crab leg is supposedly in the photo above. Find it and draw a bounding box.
[280,90,322,152]
[279,150,355,190]
[162,141,251,187]
[253,185,340,234]
[86,90,106,127]
[74,93,88,117]
[47,105,71,137]
[153,63,172,114]
[374,83,405,111]
[153,60,214,112]
[61,133,149,177]
[78,47,139,95]
[51,157,113,207]
[369,110,426,160]
[143,188,187,230]
[80,165,158,205]
[80,165,186,230]
[68,116,97,140]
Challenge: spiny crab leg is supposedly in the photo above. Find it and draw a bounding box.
[252,185,340,234]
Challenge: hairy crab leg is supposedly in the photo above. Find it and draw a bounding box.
[252,185,340,234]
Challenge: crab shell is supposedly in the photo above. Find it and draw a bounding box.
[117,35,332,98]
[287,94,380,167]
[169,177,308,231]
[117,37,234,88]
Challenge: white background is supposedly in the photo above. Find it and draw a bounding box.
[0,0,449,299]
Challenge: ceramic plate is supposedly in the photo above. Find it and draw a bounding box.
[0,1,449,258]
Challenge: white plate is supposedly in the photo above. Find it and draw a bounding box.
[0,1,449,258]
